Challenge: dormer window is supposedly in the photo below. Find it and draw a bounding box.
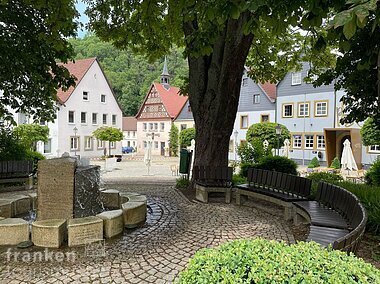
[242,78,248,86]
[188,105,192,112]
[83,91,89,101]
[291,72,302,85]
[101,94,106,103]
[253,94,260,104]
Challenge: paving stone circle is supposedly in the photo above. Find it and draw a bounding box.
[0,185,294,283]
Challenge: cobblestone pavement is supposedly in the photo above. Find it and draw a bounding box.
[0,185,294,284]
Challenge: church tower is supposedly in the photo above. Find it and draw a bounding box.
[160,57,170,89]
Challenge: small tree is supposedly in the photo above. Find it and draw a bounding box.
[93,126,123,156]
[308,157,320,169]
[361,118,380,146]
[246,123,290,149]
[169,124,179,157]
[330,157,341,169]
[179,128,196,148]
[13,124,49,151]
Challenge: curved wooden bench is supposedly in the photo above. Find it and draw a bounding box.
[235,168,311,220]
[293,181,367,253]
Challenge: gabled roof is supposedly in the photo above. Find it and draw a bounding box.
[122,117,137,131]
[259,82,276,101]
[136,82,188,119]
[57,57,97,103]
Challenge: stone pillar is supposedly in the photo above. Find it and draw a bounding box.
[37,158,76,220]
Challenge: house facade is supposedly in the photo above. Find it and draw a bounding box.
[174,100,194,132]
[228,68,277,160]
[276,62,379,168]
[135,60,188,155]
[122,117,137,149]
[12,58,123,158]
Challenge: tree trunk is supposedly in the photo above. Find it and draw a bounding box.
[184,12,254,168]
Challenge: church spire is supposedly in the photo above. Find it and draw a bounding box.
[160,56,170,88]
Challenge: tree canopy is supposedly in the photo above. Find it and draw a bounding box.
[179,128,195,148]
[246,123,290,150]
[69,35,188,116]
[13,123,49,151]
[0,0,78,122]
[93,126,123,156]
[361,118,380,146]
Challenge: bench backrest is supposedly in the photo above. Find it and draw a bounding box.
[0,160,33,177]
[246,168,311,197]
[316,181,367,253]
[193,166,233,186]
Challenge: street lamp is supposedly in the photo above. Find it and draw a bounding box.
[275,124,282,156]
[73,126,78,157]
[234,130,239,162]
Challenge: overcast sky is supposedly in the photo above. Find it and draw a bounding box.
[76,0,88,38]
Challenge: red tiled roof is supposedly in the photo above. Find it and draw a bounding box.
[122,117,137,131]
[57,57,97,103]
[259,82,276,101]
[152,82,188,118]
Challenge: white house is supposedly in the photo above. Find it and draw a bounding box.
[276,62,379,168]
[12,57,123,158]
[122,117,137,149]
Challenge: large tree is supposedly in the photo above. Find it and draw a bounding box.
[86,1,328,168]
[312,0,380,125]
[0,0,78,122]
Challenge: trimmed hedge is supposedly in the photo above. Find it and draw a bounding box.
[240,156,297,177]
[366,158,380,186]
[177,239,380,283]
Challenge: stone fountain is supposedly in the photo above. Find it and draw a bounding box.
[0,157,147,248]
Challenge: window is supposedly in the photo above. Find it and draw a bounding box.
[315,101,328,116]
[282,104,293,118]
[112,115,117,125]
[127,131,130,138]
[240,115,248,129]
[143,123,147,131]
[133,141,136,147]
[18,112,28,124]
[81,112,87,124]
[101,94,106,103]
[154,123,158,131]
[68,111,75,124]
[242,78,248,86]
[44,139,52,154]
[83,91,89,101]
[92,113,98,125]
[102,114,107,124]
[306,70,318,84]
[291,72,302,85]
[261,115,269,122]
[70,137,79,151]
[253,94,260,104]
[298,102,310,117]
[292,135,302,148]
[84,136,93,150]
[305,135,314,149]
[188,105,192,112]
[40,120,46,126]
[317,135,325,149]
[133,131,136,137]
[160,123,165,131]
[369,145,380,153]
[110,141,115,149]
[143,141,147,149]
[181,124,187,131]
[154,141,158,149]
[148,123,153,130]
[97,140,104,149]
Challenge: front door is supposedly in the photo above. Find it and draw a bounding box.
[161,142,165,156]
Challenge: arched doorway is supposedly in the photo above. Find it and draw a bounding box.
[339,135,351,160]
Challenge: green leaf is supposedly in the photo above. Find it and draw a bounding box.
[230,5,240,20]
[343,17,357,39]
[354,6,369,25]
[333,10,353,28]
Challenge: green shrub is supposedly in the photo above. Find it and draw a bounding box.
[239,162,255,177]
[176,176,190,189]
[177,239,380,283]
[308,157,320,168]
[365,158,380,186]
[338,181,380,234]
[25,150,45,174]
[256,156,298,175]
[232,174,247,186]
[330,157,341,169]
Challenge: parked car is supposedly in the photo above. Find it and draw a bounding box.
[122,146,134,154]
